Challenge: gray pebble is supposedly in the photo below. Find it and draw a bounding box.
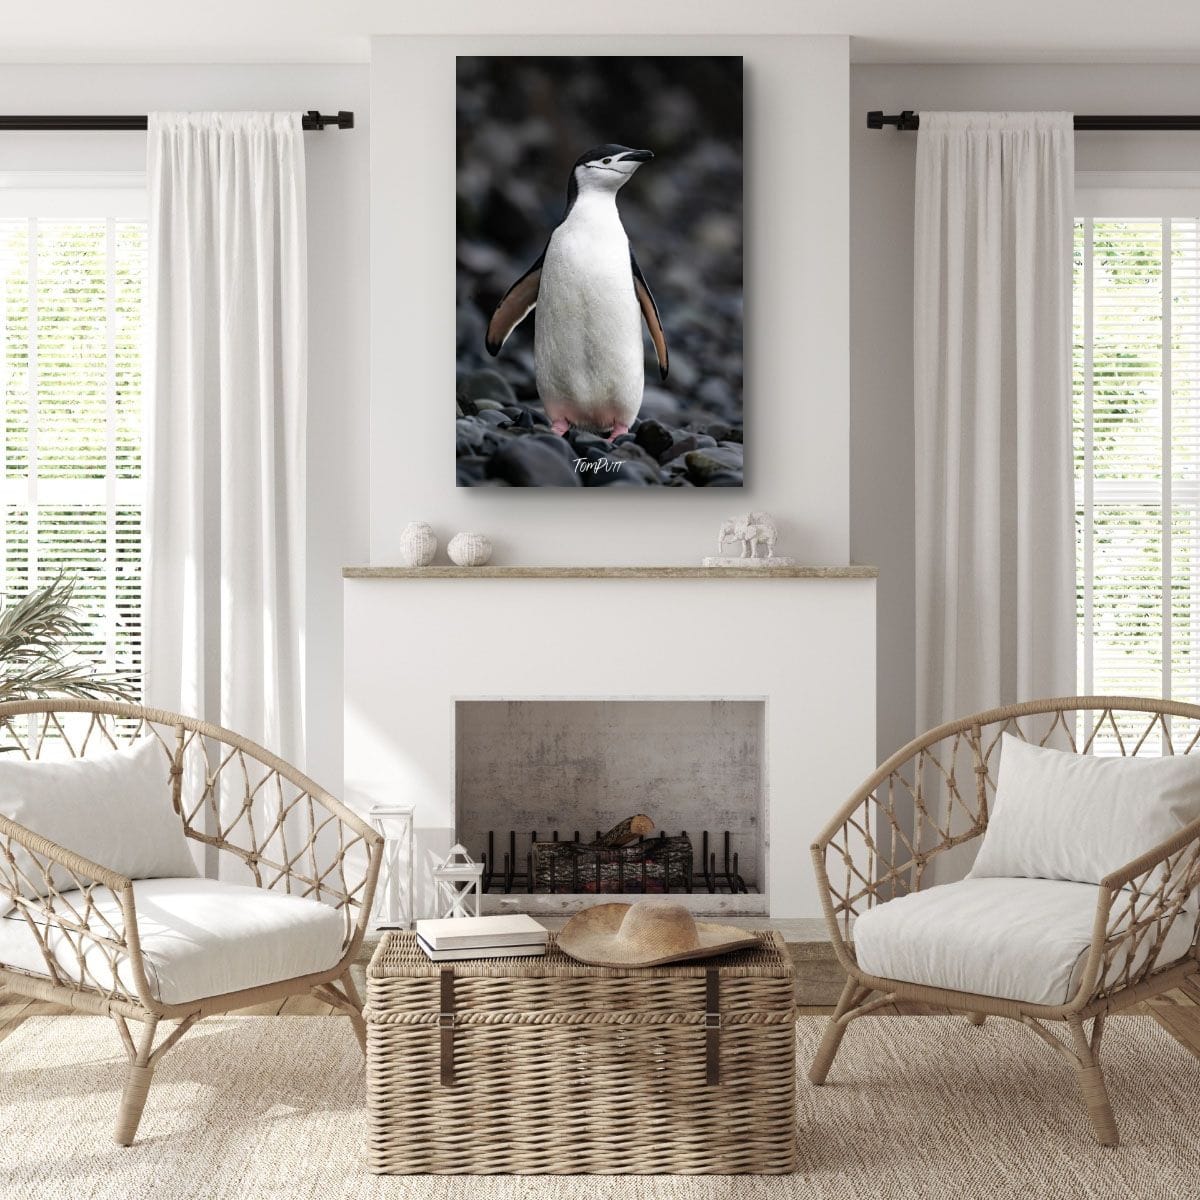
[456,417,494,456]
[526,432,575,461]
[660,434,718,465]
[487,438,582,487]
[635,419,674,459]
[638,387,683,424]
[696,377,734,411]
[612,443,662,471]
[476,409,513,428]
[568,431,611,456]
[684,446,743,485]
[462,368,517,404]
[456,456,490,486]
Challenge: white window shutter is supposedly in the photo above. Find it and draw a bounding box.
[1075,214,1200,732]
[0,208,146,695]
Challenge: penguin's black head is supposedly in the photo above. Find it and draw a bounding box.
[565,145,654,213]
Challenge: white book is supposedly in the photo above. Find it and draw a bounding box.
[415,914,548,951]
[417,935,547,963]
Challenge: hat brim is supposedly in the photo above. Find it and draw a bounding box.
[558,903,760,968]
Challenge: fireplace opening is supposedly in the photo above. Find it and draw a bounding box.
[478,827,749,895]
[454,699,766,914]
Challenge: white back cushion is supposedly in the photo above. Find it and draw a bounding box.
[0,736,197,909]
[970,733,1200,885]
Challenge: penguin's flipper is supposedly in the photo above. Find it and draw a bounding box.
[485,254,544,356]
[631,251,669,381]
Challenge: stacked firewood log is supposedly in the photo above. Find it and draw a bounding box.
[532,815,693,893]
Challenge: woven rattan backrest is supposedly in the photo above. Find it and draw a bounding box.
[0,700,368,913]
[823,696,1200,921]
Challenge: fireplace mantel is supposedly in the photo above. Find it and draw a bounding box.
[343,564,877,580]
[344,564,876,918]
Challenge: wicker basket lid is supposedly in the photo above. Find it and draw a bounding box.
[368,930,791,981]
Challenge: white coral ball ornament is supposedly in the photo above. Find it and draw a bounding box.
[398,522,438,567]
[447,532,493,567]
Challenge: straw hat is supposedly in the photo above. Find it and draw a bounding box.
[557,901,759,967]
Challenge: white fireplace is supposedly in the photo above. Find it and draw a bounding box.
[343,566,876,919]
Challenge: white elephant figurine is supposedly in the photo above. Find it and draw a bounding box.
[718,511,778,559]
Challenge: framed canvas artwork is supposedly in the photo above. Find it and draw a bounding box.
[456,55,744,487]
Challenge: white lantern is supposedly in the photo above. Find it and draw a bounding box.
[433,843,484,919]
[370,803,415,929]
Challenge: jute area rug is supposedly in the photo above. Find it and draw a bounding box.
[1,1014,1197,1200]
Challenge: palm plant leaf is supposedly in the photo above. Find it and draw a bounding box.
[0,576,136,703]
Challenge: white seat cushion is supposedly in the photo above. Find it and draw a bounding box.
[853,877,1198,1007]
[0,877,346,1006]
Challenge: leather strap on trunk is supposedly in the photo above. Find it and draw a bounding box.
[439,968,456,1086]
[705,968,721,1085]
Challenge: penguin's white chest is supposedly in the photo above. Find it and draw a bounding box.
[535,198,645,431]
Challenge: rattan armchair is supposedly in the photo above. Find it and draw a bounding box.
[810,697,1200,1146]
[0,700,382,1146]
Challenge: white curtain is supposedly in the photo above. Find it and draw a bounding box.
[145,112,308,764]
[914,112,1076,732]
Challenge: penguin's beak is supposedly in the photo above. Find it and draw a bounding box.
[621,149,654,163]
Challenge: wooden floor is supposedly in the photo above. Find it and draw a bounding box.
[3,981,1198,1057]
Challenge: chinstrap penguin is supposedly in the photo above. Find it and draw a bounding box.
[485,144,669,442]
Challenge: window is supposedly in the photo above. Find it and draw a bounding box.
[0,178,147,696]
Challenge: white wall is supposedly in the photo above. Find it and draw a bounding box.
[851,64,1200,765]
[0,64,370,793]
[369,34,851,566]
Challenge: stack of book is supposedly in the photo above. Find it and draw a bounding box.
[415,914,548,962]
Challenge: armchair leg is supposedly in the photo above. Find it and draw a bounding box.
[809,977,867,1086]
[1068,1017,1119,1147]
[111,1013,199,1147]
[115,1060,156,1147]
[313,971,367,1058]
[967,1011,987,1026]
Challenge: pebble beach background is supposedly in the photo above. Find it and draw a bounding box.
[456,56,744,487]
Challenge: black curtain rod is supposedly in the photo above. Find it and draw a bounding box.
[869,110,1200,132]
[0,110,353,132]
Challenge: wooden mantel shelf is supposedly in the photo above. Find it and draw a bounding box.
[343,564,878,580]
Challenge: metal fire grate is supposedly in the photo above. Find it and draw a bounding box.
[478,829,750,894]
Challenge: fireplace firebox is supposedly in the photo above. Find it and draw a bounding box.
[454,698,766,915]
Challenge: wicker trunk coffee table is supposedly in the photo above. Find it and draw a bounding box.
[365,930,796,1174]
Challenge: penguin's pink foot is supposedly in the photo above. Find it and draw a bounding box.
[607,423,630,442]
[551,418,571,436]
